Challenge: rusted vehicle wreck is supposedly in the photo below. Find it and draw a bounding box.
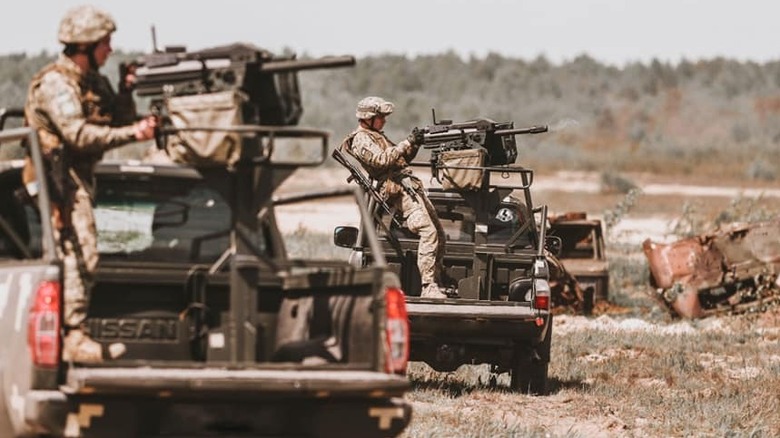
[643,220,780,318]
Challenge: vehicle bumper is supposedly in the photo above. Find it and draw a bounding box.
[67,396,411,438]
[18,390,68,437]
[20,370,412,437]
[405,299,550,371]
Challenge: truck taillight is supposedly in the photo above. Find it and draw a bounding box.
[533,279,551,310]
[27,281,61,367]
[384,286,409,374]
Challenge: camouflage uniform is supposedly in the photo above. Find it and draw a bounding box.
[24,19,138,328]
[345,98,446,295]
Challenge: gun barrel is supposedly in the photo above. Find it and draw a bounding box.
[258,56,356,73]
[494,125,549,136]
[422,127,480,142]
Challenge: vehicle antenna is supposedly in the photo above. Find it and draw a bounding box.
[151,25,159,53]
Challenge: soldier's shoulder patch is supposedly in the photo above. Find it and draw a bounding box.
[39,72,81,119]
[53,90,80,118]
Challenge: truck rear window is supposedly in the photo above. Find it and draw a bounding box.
[378,201,534,248]
[95,177,265,263]
[551,225,600,259]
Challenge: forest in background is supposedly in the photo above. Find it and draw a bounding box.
[2,50,780,181]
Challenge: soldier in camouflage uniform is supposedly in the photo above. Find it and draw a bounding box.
[342,96,448,298]
[24,5,157,362]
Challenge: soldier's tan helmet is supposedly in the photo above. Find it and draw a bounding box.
[58,5,117,44]
[356,96,394,120]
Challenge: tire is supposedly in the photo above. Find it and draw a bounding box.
[0,393,14,438]
[510,359,549,395]
[510,317,552,395]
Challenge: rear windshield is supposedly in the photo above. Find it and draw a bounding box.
[96,176,265,264]
[379,200,535,248]
[550,224,600,259]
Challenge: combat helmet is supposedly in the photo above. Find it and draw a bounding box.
[356,96,394,120]
[58,5,117,44]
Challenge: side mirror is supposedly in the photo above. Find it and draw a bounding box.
[333,226,359,248]
[545,235,562,257]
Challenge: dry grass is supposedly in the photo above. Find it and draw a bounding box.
[401,309,780,437]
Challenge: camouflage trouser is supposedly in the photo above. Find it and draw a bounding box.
[54,183,99,328]
[399,187,445,286]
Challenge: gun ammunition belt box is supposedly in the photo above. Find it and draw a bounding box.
[165,90,245,168]
[438,149,486,191]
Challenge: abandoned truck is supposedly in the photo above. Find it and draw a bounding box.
[0,43,411,438]
[334,117,556,394]
[547,212,609,309]
[644,220,780,319]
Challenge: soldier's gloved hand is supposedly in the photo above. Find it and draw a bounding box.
[133,116,158,141]
[406,127,425,146]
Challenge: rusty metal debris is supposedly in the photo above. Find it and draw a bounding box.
[643,220,780,318]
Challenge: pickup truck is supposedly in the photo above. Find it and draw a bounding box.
[0,126,412,437]
[335,162,555,394]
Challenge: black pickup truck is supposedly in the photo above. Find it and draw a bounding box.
[335,162,555,394]
[0,126,411,437]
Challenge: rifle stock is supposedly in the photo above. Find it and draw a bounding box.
[331,148,402,228]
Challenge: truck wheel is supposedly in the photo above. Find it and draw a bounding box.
[510,317,552,395]
[0,394,14,437]
[510,359,549,395]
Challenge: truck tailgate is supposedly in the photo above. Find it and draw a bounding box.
[405,298,549,341]
[64,368,409,397]
[406,298,543,320]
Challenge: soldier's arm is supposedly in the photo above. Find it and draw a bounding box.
[36,72,137,154]
[351,132,410,170]
[397,138,419,162]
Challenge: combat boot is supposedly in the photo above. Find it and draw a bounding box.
[421,283,447,299]
[62,329,126,363]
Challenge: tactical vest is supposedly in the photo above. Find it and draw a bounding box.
[24,59,123,196]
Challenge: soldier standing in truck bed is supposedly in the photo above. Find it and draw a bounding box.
[341,96,448,298]
[24,5,157,362]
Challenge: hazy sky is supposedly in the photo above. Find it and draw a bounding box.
[2,0,778,66]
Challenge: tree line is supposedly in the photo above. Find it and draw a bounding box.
[2,50,779,179]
